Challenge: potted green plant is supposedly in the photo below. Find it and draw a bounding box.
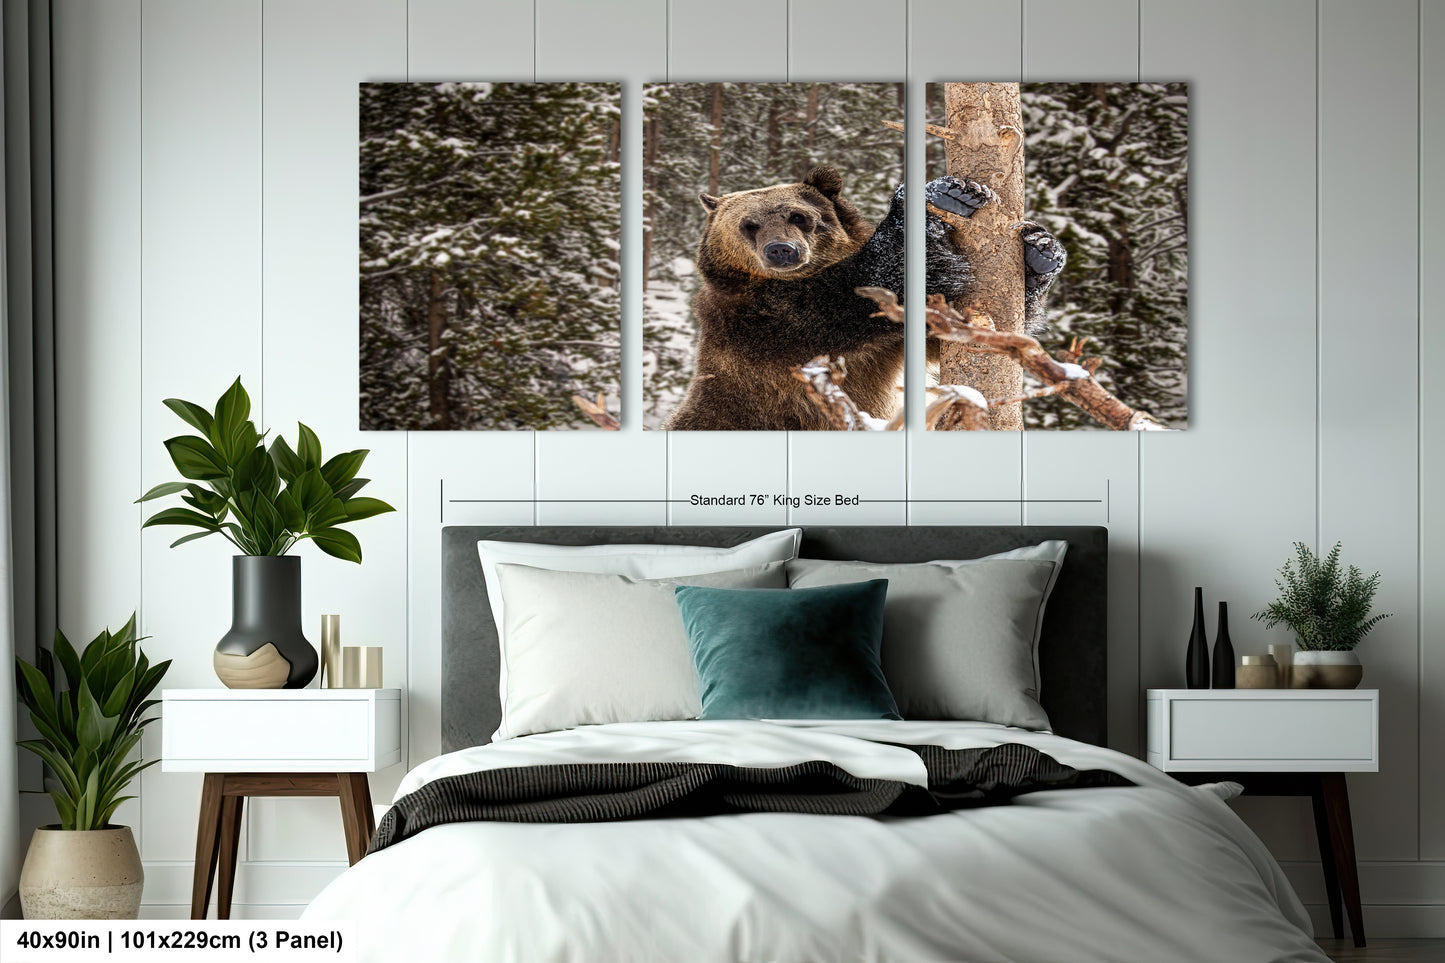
[14,615,169,918]
[137,378,395,688]
[1251,541,1391,689]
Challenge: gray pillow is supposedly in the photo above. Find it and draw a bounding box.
[786,557,1059,730]
[492,560,788,740]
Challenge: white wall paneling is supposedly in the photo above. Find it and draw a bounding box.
[907,1,1024,527]
[52,2,143,680]
[407,0,535,80]
[1318,0,1420,861]
[1019,0,1142,757]
[664,0,791,528]
[256,0,409,866]
[44,0,1445,931]
[404,0,537,768]
[137,0,263,869]
[1138,0,1321,864]
[1422,0,1445,862]
[670,0,788,80]
[668,432,791,526]
[50,0,144,844]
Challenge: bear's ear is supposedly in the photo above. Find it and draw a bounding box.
[698,192,720,213]
[804,166,843,200]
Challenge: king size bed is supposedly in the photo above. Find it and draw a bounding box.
[303,526,1326,963]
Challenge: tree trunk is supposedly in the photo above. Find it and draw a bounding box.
[426,270,451,430]
[708,83,723,196]
[643,114,659,291]
[936,82,1027,430]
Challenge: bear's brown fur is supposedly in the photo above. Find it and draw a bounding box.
[663,167,907,431]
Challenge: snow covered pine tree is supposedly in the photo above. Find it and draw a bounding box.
[360,82,622,430]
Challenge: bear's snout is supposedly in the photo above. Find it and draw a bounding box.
[763,240,801,266]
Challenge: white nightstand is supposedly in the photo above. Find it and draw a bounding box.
[161,688,402,920]
[1146,688,1379,948]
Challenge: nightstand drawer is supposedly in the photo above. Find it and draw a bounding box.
[166,699,371,761]
[161,689,402,773]
[1146,689,1378,772]
[1170,698,1374,761]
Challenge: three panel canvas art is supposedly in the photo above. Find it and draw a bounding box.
[360,82,1188,432]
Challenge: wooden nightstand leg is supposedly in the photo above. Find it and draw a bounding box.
[191,773,225,920]
[216,794,245,920]
[337,773,375,865]
[1310,781,1344,939]
[1321,773,1366,948]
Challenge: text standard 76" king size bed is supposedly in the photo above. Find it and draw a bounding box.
[303,526,1326,963]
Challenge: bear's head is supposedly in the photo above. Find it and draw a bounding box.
[697,167,867,281]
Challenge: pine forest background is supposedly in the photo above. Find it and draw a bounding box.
[643,82,906,428]
[360,82,622,431]
[927,82,1190,429]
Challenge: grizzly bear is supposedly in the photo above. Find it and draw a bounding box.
[661,166,1065,431]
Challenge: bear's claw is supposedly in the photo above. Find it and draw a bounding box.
[926,176,996,218]
[1020,221,1066,279]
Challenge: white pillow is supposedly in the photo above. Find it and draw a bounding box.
[477,529,802,729]
[492,560,789,740]
[787,540,1067,695]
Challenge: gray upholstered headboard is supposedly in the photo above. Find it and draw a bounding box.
[441,526,1108,751]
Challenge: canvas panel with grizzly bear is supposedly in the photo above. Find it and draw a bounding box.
[922,82,1189,431]
[359,83,622,431]
[645,82,1188,432]
[643,82,914,431]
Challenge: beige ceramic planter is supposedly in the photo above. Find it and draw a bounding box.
[1290,650,1364,689]
[19,825,144,919]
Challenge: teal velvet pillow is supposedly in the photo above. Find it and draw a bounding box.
[673,579,900,721]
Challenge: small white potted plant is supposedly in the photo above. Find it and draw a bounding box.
[14,615,169,918]
[1252,542,1390,688]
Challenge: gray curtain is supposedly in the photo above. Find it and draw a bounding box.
[1,0,57,915]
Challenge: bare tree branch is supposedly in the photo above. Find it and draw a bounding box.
[857,287,1168,431]
[572,393,623,430]
[788,355,895,431]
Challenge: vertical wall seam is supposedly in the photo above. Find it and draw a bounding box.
[1019,0,1025,80]
[404,0,411,776]
[1417,0,1424,862]
[904,0,911,523]
[136,0,144,858]
[1135,0,1144,753]
[664,0,672,523]
[259,0,265,427]
[252,0,267,864]
[1018,0,1025,526]
[1314,0,1321,555]
[532,0,538,525]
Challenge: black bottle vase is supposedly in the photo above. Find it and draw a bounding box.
[213,555,318,689]
[1185,587,1210,689]
[1212,601,1236,689]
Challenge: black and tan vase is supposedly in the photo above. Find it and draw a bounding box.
[214,555,318,689]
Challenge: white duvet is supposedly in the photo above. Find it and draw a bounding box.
[304,720,1327,963]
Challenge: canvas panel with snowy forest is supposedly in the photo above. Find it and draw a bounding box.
[643,82,907,430]
[927,82,1189,429]
[360,82,621,430]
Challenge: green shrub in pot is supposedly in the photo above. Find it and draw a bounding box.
[1251,541,1390,688]
[14,614,168,917]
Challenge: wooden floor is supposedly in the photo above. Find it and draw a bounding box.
[1317,939,1445,961]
